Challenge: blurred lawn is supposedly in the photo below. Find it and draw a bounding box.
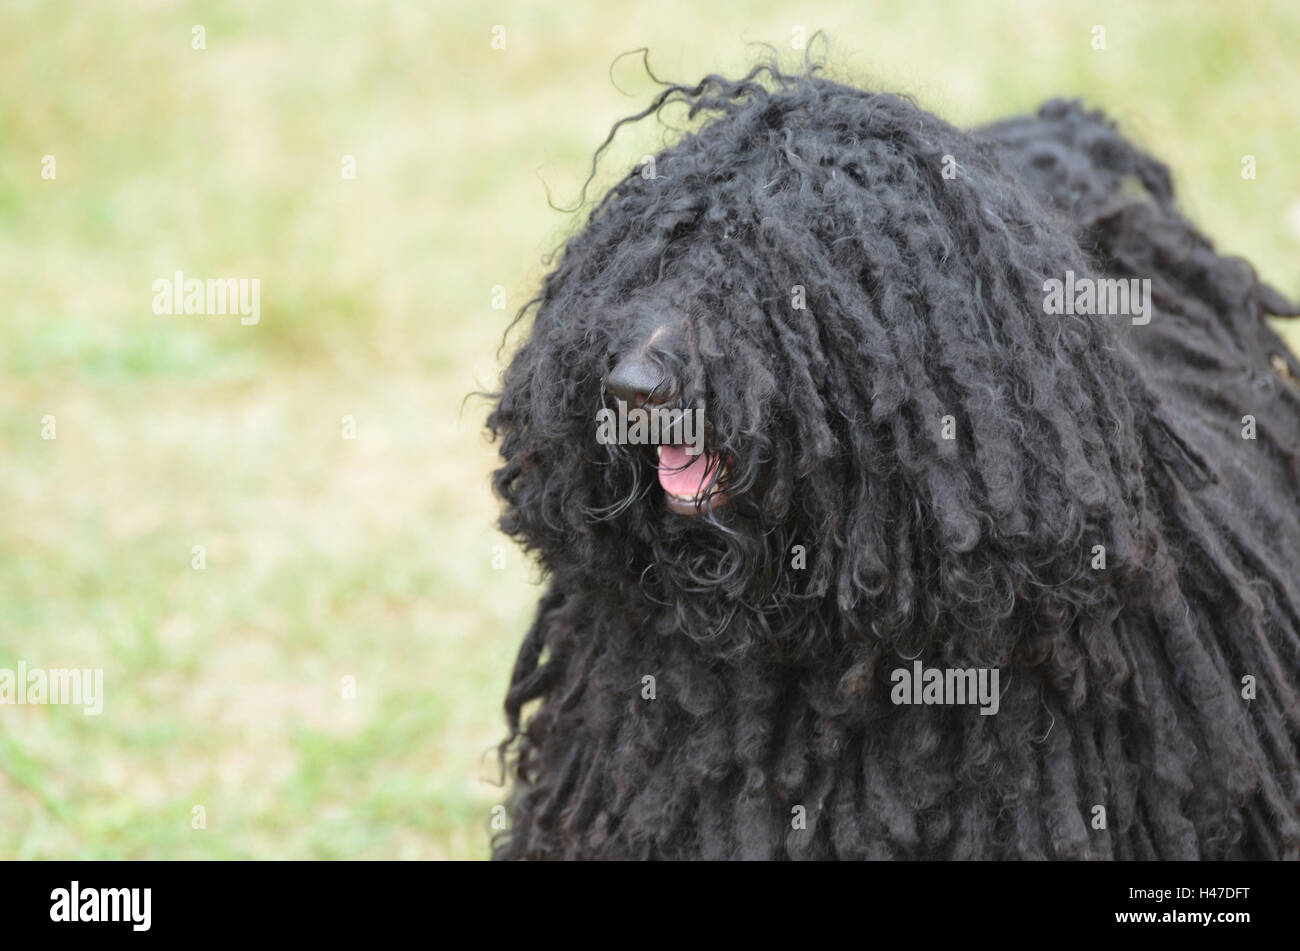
[1,0,1297,859]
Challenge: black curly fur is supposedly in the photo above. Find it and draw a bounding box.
[487,64,1300,859]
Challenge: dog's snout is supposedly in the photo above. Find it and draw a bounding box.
[606,353,676,406]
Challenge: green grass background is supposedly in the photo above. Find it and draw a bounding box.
[2,0,1297,859]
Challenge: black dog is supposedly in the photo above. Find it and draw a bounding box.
[488,66,1300,859]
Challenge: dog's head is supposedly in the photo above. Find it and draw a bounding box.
[489,69,1156,657]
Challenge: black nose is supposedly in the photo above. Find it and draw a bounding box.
[605,353,675,406]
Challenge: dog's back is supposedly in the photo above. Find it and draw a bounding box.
[985,103,1300,633]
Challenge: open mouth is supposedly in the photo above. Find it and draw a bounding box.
[657,444,728,515]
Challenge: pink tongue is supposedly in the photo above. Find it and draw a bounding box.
[658,445,720,497]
